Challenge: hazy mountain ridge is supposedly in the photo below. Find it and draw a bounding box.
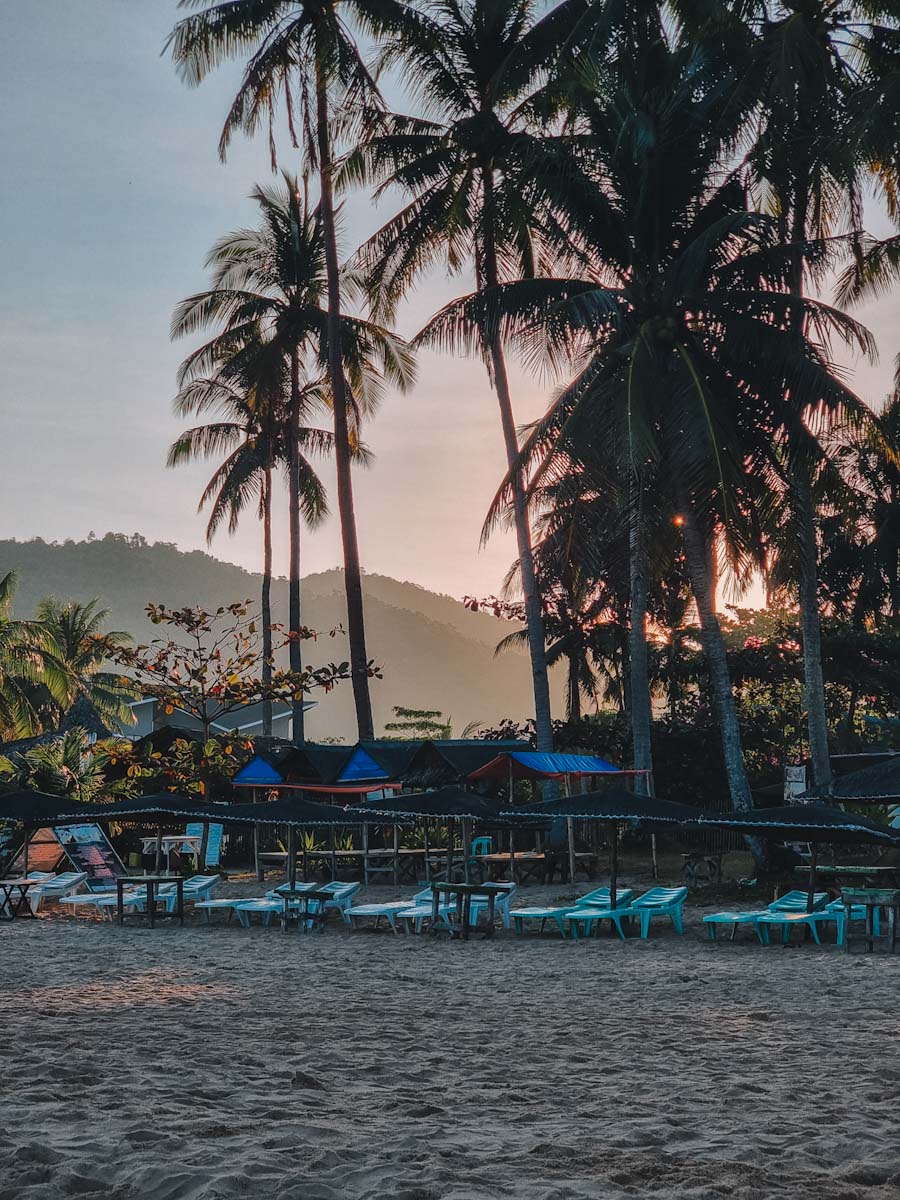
[0,535,561,739]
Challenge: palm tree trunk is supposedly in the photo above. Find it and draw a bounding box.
[480,166,553,754]
[288,347,305,744]
[262,464,274,739]
[679,505,766,866]
[315,61,374,741]
[628,479,653,795]
[787,162,832,789]
[794,471,831,786]
[567,655,581,722]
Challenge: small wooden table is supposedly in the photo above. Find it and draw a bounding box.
[0,879,37,920]
[429,882,509,940]
[841,888,900,954]
[116,875,184,928]
[481,851,597,884]
[275,887,332,934]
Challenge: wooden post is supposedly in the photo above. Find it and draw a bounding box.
[647,771,659,880]
[200,821,210,868]
[806,844,819,913]
[567,818,577,886]
[330,823,337,882]
[423,819,431,884]
[362,821,369,888]
[22,830,29,876]
[446,829,454,885]
[254,823,262,882]
[609,821,619,911]
[154,825,163,874]
[462,819,470,884]
[392,824,399,888]
[288,824,297,889]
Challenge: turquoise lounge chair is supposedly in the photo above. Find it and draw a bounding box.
[629,887,689,937]
[703,890,829,942]
[346,901,410,934]
[565,892,637,941]
[514,888,635,939]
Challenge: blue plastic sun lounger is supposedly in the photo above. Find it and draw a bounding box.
[565,896,637,940]
[703,890,830,942]
[346,901,410,934]
[624,887,689,938]
[511,887,634,940]
[27,872,89,913]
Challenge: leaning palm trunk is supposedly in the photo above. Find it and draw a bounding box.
[628,498,653,796]
[315,61,374,741]
[288,348,305,744]
[481,167,554,753]
[262,464,274,739]
[679,508,765,866]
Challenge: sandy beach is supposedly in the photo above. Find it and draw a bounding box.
[2,884,899,1200]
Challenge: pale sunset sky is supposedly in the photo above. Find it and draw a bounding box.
[2,3,897,603]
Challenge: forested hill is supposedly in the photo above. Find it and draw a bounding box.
[0,534,561,740]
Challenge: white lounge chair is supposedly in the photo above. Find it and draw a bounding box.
[27,871,89,912]
[346,901,411,934]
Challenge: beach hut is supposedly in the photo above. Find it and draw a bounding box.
[509,788,699,906]
[469,752,652,882]
[347,785,507,883]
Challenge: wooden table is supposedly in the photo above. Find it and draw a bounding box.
[275,887,332,934]
[429,882,510,940]
[140,835,202,870]
[258,848,446,885]
[0,879,37,921]
[796,865,900,887]
[116,875,184,928]
[841,887,900,954]
[480,851,597,885]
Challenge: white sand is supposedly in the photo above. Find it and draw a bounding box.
[2,885,899,1200]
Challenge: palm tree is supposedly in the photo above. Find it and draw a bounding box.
[428,36,873,839]
[168,343,339,736]
[170,175,413,740]
[681,0,900,787]
[168,1,414,740]
[0,728,128,802]
[21,599,135,734]
[351,0,600,754]
[0,572,40,739]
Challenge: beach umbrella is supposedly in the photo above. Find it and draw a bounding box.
[694,804,900,910]
[509,788,700,908]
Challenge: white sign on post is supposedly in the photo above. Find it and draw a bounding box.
[784,765,807,803]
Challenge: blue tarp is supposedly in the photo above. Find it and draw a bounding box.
[337,747,392,783]
[232,755,284,787]
[469,751,626,780]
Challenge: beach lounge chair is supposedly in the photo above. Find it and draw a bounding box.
[395,886,457,934]
[703,891,829,942]
[156,874,222,913]
[27,871,88,913]
[514,888,634,939]
[61,886,130,915]
[564,895,638,941]
[469,882,517,929]
[346,901,410,934]
[193,898,244,924]
[95,884,178,918]
[629,887,689,937]
[756,897,878,947]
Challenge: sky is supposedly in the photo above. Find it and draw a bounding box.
[2,3,899,605]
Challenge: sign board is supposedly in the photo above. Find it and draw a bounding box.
[185,821,225,867]
[784,765,807,803]
[53,824,126,890]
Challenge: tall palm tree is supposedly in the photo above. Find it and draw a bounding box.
[168,1,413,740]
[352,0,598,754]
[681,0,900,787]
[168,345,339,736]
[428,37,873,840]
[171,175,413,740]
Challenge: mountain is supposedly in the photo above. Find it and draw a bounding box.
[0,533,562,740]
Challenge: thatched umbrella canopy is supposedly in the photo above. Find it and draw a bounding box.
[800,756,900,804]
